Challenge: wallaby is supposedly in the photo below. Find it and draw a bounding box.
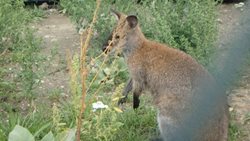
[103,10,228,141]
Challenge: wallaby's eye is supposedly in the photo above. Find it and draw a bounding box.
[115,35,120,39]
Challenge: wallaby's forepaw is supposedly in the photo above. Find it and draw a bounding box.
[118,96,127,105]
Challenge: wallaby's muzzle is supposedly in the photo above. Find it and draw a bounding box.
[102,31,113,53]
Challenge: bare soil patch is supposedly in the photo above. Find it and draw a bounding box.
[34,10,80,98]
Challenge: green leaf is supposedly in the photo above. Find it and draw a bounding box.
[55,128,76,141]
[8,125,34,141]
[41,131,54,141]
[33,123,51,138]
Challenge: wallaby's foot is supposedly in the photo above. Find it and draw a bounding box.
[150,137,163,141]
[133,95,140,109]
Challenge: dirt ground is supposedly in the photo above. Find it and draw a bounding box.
[34,2,250,140]
[217,3,250,141]
[33,10,80,98]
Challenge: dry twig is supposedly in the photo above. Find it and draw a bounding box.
[76,0,101,140]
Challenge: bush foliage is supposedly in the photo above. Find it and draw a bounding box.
[60,0,218,66]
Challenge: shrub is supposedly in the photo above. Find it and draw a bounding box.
[60,0,218,66]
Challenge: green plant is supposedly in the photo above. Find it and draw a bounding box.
[140,0,218,66]
[8,125,76,141]
[0,1,47,140]
[229,122,241,141]
[28,5,46,19]
[245,113,250,124]
[228,110,242,141]
[0,110,53,141]
[0,0,43,98]
[60,0,218,66]
[8,125,34,141]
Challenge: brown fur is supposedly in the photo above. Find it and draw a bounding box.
[103,10,228,141]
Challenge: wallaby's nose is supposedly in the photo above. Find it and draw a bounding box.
[102,45,107,52]
[103,31,114,53]
[102,44,110,54]
[102,41,112,53]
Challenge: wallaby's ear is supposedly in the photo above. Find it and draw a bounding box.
[110,9,121,20]
[126,15,138,28]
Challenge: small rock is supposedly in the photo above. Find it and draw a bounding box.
[39,2,49,10]
[93,30,99,37]
[100,13,105,17]
[234,2,244,8]
[78,28,85,35]
[49,9,57,13]
[35,79,40,83]
[50,25,56,28]
[51,38,58,42]
[217,18,223,24]
[61,9,67,14]
[229,107,234,112]
[44,35,51,38]
[223,9,228,13]
[61,93,65,95]
[2,37,10,42]
[234,22,240,26]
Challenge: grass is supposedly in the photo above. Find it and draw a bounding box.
[229,121,241,141]
[228,111,241,141]
[0,0,50,140]
[0,0,243,141]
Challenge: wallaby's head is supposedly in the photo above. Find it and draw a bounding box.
[102,9,142,55]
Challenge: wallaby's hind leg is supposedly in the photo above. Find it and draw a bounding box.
[118,78,133,105]
[133,92,140,109]
[150,137,163,141]
[132,80,142,109]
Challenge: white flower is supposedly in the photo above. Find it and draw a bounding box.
[92,101,108,112]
